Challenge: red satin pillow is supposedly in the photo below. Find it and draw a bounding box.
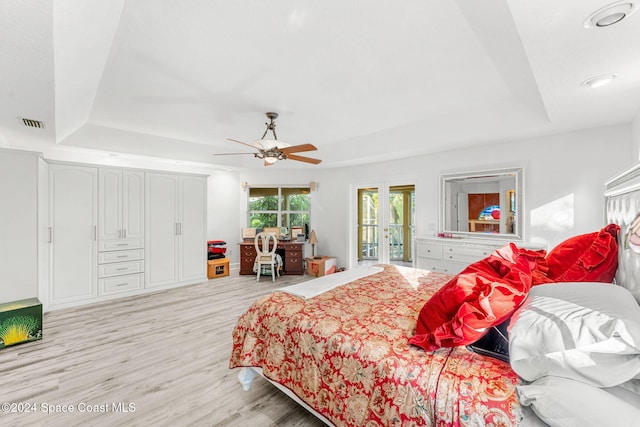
[545,224,620,283]
[410,243,541,351]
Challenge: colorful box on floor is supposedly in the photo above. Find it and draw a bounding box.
[0,298,42,349]
[306,256,337,277]
[208,258,230,279]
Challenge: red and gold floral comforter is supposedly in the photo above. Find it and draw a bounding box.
[229,265,524,426]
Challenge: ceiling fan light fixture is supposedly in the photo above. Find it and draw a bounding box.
[581,73,617,88]
[219,112,322,166]
[255,138,290,150]
[584,1,637,28]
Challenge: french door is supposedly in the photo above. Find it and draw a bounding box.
[352,181,415,266]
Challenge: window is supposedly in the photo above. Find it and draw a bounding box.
[248,187,310,234]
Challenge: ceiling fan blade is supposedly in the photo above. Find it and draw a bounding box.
[286,153,322,164]
[227,138,259,150]
[279,143,317,154]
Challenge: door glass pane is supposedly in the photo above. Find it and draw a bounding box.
[389,190,404,261]
[358,188,378,260]
[389,185,415,263]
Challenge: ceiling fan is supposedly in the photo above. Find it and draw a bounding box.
[214,112,322,166]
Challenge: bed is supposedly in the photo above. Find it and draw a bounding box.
[229,164,640,427]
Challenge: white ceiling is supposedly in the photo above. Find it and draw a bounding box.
[2,0,640,169]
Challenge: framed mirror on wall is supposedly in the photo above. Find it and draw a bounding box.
[440,167,523,240]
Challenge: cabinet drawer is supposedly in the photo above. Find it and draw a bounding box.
[416,258,464,275]
[285,249,302,258]
[99,238,144,251]
[285,254,302,266]
[416,242,443,259]
[99,273,144,295]
[241,246,256,256]
[442,245,493,263]
[98,249,144,264]
[98,260,144,278]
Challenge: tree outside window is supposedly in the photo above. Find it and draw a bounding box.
[248,187,310,232]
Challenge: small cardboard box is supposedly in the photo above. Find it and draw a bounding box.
[208,258,230,279]
[0,298,42,349]
[306,256,337,277]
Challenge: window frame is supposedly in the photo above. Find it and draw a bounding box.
[246,185,311,233]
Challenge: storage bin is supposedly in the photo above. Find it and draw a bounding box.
[208,258,230,279]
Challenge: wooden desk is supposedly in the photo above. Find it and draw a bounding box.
[468,219,499,232]
[238,241,305,275]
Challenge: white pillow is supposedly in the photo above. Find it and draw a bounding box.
[517,376,640,427]
[508,282,640,387]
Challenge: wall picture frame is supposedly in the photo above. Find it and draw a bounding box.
[291,226,304,239]
[242,227,256,240]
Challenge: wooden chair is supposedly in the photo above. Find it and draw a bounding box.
[254,232,280,282]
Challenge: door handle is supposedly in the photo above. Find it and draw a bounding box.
[48,227,52,243]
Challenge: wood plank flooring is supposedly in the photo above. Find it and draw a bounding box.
[0,271,326,427]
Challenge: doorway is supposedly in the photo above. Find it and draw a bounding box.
[354,183,415,267]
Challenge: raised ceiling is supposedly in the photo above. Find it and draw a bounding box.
[2,0,640,168]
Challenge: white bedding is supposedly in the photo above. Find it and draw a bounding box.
[275,265,383,299]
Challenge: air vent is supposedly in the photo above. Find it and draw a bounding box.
[21,118,46,129]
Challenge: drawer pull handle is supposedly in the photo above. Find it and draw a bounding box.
[116,267,128,271]
[116,283,128,287]
[117,255,128,258]
[117,243,128,246]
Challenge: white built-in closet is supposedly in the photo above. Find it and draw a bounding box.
[44,161,207,310]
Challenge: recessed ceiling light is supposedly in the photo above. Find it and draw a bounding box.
[581,73,617,88]
[584,1,637,28]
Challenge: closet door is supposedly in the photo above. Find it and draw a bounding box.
[122,171,145,240]
[49,164,98,305]
[98,168,122,242]
[178,175,207,282]
[99,169,144,242]
[145,173,179,288]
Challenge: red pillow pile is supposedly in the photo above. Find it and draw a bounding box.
[544,224,620,283]
[409,243,544,351]
[410,225,621,352]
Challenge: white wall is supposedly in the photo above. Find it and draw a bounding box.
[311,124,634,268]
[206,169,242,265]
[3,122,634,279]
[633,110,640,161]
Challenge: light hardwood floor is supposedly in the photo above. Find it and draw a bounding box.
[0,270,327,427]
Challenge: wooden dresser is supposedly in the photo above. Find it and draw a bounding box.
[414,237,507,275]
[238,241,305,275]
